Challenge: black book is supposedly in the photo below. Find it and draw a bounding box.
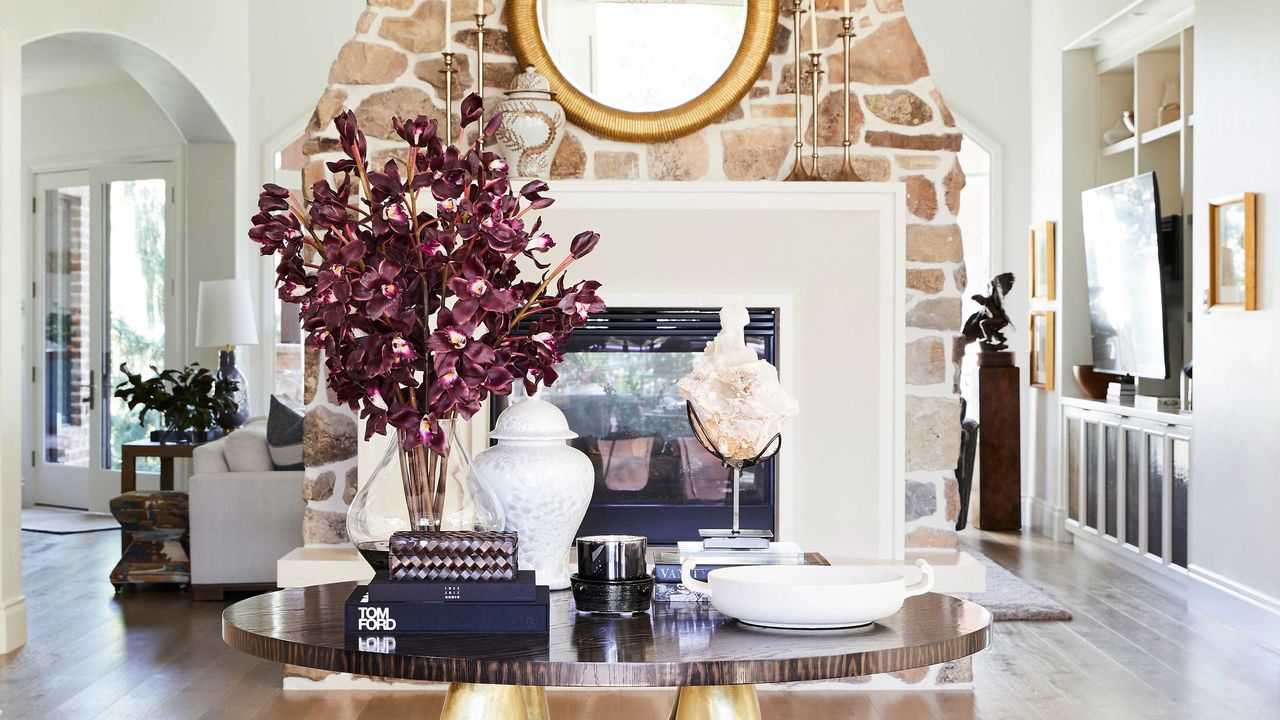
[367,570,538,604]
[344,585,550,635]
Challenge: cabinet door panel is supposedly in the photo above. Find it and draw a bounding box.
[1086,422,1100,531]
[1124,429,1142,547]
[1171,437,1190,568]
[1067,417,1082,522]
[1147,433,1165,558]
[1104,425,1119,539]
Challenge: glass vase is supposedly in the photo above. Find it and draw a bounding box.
[346,418,505,571]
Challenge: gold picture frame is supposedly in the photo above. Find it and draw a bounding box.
[507,0,778,143]
[1030,221,1055,300]
[1029,310,1055,391]
[1208,192,1258,310]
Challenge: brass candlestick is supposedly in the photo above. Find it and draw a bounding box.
[833,16,864,181]
[783,0,813,181]
[806,52,825,181]
[474,13,488,137]
[440,51,458,142]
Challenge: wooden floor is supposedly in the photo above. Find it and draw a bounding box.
[1,529,1277,719]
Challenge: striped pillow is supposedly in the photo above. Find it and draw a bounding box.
[266,395,304,470]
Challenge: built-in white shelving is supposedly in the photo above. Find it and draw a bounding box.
[1140,119,1182,144]
[1054,7,1194,587]
[1100,137,1136,158]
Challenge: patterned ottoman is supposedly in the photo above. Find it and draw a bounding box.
[108,491,191,588]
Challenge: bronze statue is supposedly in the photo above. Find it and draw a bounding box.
[962,272,1016,352]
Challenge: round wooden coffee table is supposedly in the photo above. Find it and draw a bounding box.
[224,582,990,720]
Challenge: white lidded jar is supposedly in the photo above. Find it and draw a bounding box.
[492,66,566,181]
[473,396,594,590]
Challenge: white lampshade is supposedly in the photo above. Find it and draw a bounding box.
[195,279,259,348]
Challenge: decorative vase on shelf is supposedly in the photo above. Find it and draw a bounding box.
[493,66,566,181]
[1072,364,1112,400]
[473,396,594,590]
[347,418,506,571]
[1103,112,1135,145]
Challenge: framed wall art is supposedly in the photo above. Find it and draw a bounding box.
[1030,221,1056,301]
[1030,310,1055,391]
[1208,192,1258,310]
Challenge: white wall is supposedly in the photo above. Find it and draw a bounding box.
[907,0,1036,523]
[0,18,26,656]
[247,0,361,409]
[1188,0,1280,635]
[1024,0,1136,532]
[22,82,184,160]
[0,0,253,652]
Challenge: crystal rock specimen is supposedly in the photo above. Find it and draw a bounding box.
[678,301,799,461]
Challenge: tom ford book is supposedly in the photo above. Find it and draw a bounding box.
[344,585,550,635]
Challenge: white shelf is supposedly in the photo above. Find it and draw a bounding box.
[1140,119,1182,144]
[1100,136,1136,157]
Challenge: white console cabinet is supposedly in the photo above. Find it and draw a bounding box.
[1060,398,1191,583]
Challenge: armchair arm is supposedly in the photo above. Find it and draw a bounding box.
[188,471,305,586]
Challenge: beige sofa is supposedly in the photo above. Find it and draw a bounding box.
[188,419,304,600]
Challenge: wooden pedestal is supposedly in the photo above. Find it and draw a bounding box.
[976,351,1021,531]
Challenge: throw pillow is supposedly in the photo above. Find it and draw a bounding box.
[224,422,274,472]
[267,395,305,471]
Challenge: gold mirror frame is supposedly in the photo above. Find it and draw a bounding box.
[507,0,778,143]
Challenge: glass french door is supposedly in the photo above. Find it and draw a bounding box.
[32,163,176,510]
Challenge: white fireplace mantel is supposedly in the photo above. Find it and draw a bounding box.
[542,180,907,561]
[280,180,985,594]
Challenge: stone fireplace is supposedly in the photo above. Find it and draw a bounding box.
[298,0,969,556]
[284,0,978,690]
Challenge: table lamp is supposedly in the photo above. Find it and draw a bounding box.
[195,279,259,429]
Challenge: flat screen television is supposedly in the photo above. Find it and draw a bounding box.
[1080,173,1169,379]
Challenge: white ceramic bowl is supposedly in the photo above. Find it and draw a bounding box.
[681,559,934,629]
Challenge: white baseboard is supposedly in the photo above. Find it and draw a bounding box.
[1,595,27,653]
[1021,495,1065,542]
[1187,564,1280,653]
[1067,527,1188,597]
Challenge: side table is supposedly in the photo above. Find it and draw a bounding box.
[120,440,206,493]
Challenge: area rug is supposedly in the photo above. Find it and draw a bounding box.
[21,506,121,534]
[960,549,1072,621]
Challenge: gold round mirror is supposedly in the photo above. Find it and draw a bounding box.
[508,0,778,143]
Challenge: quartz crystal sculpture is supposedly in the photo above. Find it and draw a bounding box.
[678,302,799,461]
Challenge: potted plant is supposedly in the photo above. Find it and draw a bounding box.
[114,363,239,443]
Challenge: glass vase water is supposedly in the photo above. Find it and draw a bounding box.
[346,418,505,570]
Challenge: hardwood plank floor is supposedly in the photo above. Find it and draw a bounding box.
[1,528,1275,719]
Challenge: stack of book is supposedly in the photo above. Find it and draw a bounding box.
[653,541,807,603]
[344,569,550,635]
[1107,382,1136,402]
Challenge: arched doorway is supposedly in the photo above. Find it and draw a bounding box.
[20,33,236,512]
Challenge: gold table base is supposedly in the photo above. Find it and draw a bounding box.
[671,685,761,720]
[440,683,549,720]
[439,682,760,720]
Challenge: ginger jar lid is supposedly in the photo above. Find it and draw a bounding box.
[489,396,577,441]
[505,65,556,100]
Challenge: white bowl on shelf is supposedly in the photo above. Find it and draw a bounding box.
[681,559,934,630]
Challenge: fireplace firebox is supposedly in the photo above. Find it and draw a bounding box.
[492,307,779,544]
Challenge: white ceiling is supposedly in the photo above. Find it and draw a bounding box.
[22,37,134,96]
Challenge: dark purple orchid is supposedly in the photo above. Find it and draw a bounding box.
[249,95,604,455]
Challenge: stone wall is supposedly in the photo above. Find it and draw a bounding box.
[301,349,360,544]
[300,0,966,547]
